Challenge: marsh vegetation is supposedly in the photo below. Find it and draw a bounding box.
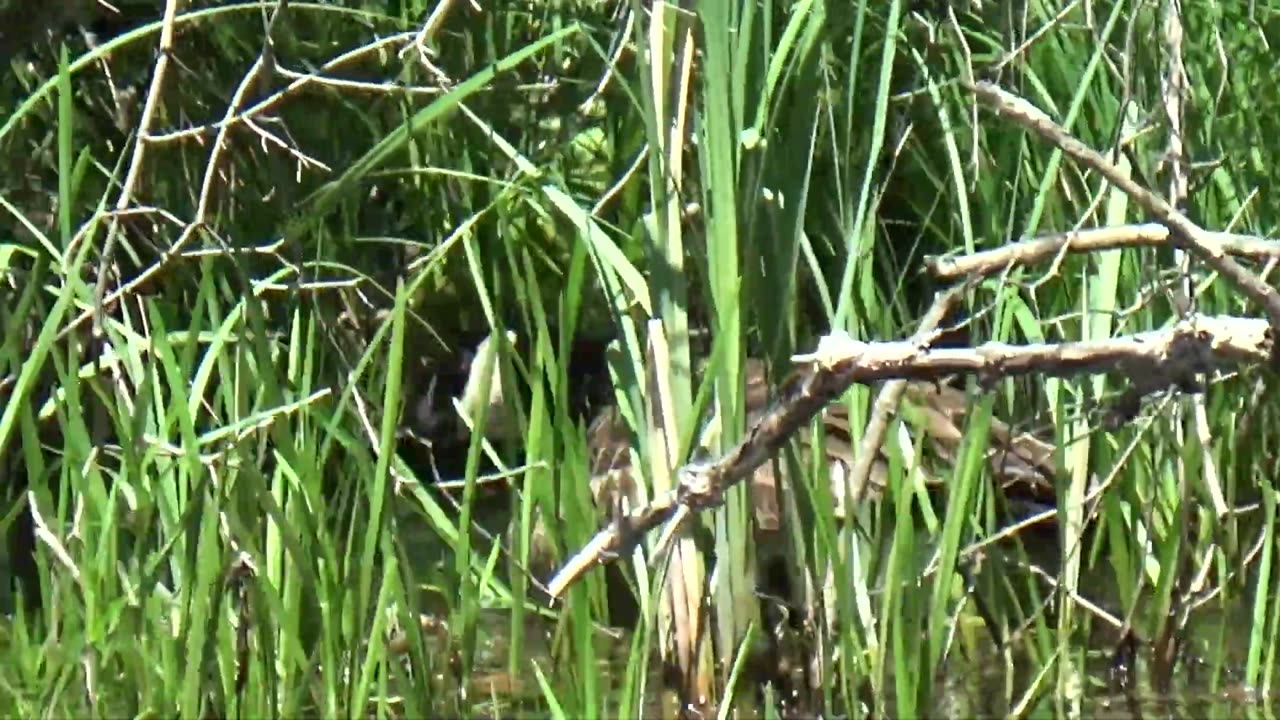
[4,1,1280,718]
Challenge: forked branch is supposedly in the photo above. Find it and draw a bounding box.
[965,80,1280,344]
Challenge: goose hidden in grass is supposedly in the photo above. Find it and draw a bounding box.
[438,331,1067,583]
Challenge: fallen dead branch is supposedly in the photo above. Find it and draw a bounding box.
[925,224,1280,282]
[546,314,1273,598]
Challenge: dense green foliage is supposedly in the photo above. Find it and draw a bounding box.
[3,1,1280,717]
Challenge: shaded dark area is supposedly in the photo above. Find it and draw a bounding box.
[2,324,623,612]
[3,472,39,613]
[0,0,156,68]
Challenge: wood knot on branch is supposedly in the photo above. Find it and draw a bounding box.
[676,462,725,510]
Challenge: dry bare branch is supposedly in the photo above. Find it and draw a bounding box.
[925,224,1280,282]
[965,80,1280,348]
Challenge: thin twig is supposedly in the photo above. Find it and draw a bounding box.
[92,0,180,340]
